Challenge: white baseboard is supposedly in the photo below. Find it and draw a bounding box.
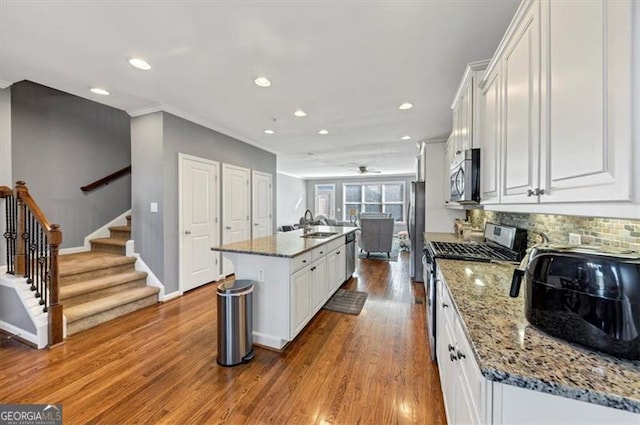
[0,319,41,348]
[252,331,288,350]
[83,209,132,250]
[161,291,183,302]
[132,252,166,300]
[0,265,6,274]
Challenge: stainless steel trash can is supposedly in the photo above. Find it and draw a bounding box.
[217,279,255,366]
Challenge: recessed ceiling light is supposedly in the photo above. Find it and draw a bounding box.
[264,129,275,134]
[318,129,329,135]
[254,77,271,87]
[401,135,411,140]
[129,58,151,70]
[399,102,414,110]
[90,87,110,95]
[294,110,307,117]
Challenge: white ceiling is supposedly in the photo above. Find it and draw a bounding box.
[0,1,519,179]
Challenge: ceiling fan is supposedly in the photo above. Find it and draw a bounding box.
[358,165,382,174]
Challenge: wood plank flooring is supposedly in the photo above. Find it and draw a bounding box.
[0,252,446,424]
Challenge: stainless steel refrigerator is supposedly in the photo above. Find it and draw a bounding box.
[408,181,425,282]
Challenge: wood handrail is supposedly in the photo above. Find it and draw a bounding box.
[2,181,64,347]
[80,165,131,192]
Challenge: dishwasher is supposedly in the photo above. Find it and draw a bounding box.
[345,231,356,278]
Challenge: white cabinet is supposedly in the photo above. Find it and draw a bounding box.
[478,61,502,205]
[290,265,312,337]
[500,0,541,204]
[450,60,490,157]
[435,278,487,425]
[478,0,638,209]
[538,0,635,203]
[326,246,346,294]
[310,256,327,314]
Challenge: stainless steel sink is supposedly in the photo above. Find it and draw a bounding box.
[300,231,339,239]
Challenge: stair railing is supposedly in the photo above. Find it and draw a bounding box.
[0,181,63,347]
[80,165,131,192]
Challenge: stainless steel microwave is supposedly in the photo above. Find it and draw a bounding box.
[449,148,480,204]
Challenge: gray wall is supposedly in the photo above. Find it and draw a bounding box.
[305,174,414,232]
[11,81,131,248]
[131,112,165,281]
[132,112,278,294]
[0,88,11,267]
[277,173,306,228]
[0,284,37,334]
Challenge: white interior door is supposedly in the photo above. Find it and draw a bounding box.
[222,163,250,275]
[179,154,220,292]
[252,171,273,239]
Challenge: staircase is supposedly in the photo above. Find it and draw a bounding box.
[60,216,159,335]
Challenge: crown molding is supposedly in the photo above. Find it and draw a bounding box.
[127,104,163,117]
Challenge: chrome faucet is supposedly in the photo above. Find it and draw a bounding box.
[303,209,314,234]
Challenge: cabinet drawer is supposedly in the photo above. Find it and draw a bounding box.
[326,237,343,253]
[311,245,329,262]
[291,252,312,272]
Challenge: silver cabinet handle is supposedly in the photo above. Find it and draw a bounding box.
[442,302,449,308]
[225,226,232,230]
[450,353,458,362]
[448,344,455,352]
[184,230,191,235]
[534,188,545,196]
[527,189,534,197]
[456,350,466,359]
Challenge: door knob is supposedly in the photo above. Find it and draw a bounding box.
[184,230,191,235]
[225,226,232,230]
[254,223,259,226]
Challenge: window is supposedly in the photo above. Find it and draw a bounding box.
[343,182,405,222]
[314,184,335,219]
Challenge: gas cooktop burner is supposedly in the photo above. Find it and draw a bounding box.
[429,241,519,263]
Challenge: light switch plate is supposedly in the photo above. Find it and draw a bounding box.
[150,202,158,213]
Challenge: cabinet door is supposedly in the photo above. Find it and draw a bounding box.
[539,0,634,202]
[326,248,338,294]
[311,257,328,312]
[436,282,457,425]
[459,82,473,152]
[479,65,502,204]
[501,1,541,204]
[337,247,346,288]
[290,266,312,337]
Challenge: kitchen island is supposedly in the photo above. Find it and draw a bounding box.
[211,226,357,350]
[431,249,639,423]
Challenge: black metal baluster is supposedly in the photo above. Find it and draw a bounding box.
[5,194,16,275]
[38,227,45,305]
[43,233,49,313]
[3,195,11,273]
[29,215,36,291]
[25,211,31,287]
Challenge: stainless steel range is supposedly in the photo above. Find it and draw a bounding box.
[424,223,528,361]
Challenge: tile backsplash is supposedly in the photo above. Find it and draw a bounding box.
[466,210,640,252]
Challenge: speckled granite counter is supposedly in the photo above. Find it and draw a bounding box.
[425,232,463,244]
[436,259,640,414]
[211,226,357,258]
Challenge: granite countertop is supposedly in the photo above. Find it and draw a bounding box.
[210,226,357,258]
[425,232,463,244]
[436,259,640,414]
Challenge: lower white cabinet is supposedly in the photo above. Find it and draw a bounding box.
[436,278,487,425]
[290,266,312,337]
[327,246,347,294]
[310,256,327,313]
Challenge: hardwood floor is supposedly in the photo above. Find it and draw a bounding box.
[0,252,446,424]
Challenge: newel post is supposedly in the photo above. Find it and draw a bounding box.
[48,223,63,346]
[14,181,27,276]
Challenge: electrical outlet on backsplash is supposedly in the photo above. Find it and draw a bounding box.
[466,210,640,252]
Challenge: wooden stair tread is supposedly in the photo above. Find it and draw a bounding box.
[90,237,127,246]
[60,270,148,299]
[64,286,159,323]
[109,225,131,232]
[60,252,136,277]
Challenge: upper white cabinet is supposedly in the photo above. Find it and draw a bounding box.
[450,60,490,156]
[478,61,502,205]
[500,1,541,204]
[476,0,638,210]
[538,0,634,203]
